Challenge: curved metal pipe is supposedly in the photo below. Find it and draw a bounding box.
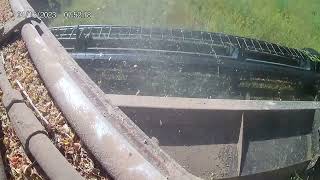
[0,59,84,180]
[8,104,85,180]
[9,0,198,179]
[9,1,320,180]
[19,22,165,180]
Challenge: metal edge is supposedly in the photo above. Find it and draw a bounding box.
[105,94,320,110]
[8,0,320,179]
[9,0,193,180]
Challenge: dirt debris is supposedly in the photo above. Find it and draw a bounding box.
[0,91,44,180]
[0,0,43,179]
[0,0,108,179]
[2,36,108,180]
[0,0,12,23]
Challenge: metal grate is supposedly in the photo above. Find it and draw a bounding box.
[50,25,312,70]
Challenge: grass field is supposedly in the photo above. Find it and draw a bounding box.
[189,0,320,52]
[48,0,320,51]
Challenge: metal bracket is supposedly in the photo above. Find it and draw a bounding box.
[75,25,93,51]
[0,16,42,44]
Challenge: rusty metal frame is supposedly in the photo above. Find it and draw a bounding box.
[9,0,193,180]
[0,16,41,44]
[0,52,84,180]
[7,0,320,179]
[106,94,320,179]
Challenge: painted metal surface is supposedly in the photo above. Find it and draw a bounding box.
[0,54,84,180]
[50,25,315,72]
[20,24,166,180]
[7,0,320,179]
[9,1,190,180]
[106,94,320,110]
[106,94,320,179]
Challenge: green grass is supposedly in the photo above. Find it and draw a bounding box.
[49,0,197,28]
[48,0,320,51]
[188,0,320,51]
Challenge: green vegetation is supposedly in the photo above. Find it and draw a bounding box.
[188,0,320,51]
[302,50,320,62]
[49,0,320,51]
[50,0,197,28]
